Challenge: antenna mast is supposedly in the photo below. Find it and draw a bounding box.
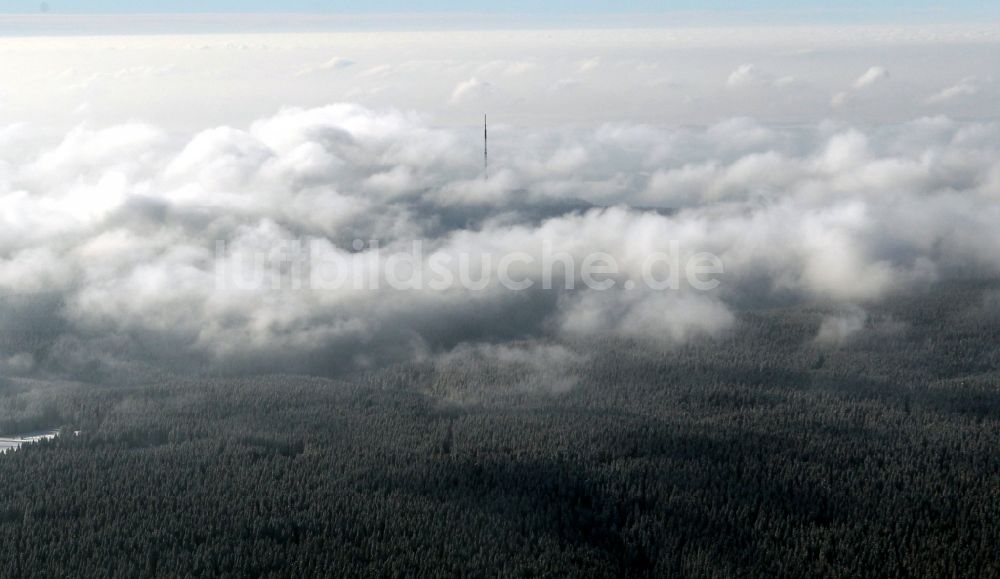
[484,114,488,181]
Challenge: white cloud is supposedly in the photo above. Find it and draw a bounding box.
[504,61,538,75]
[450,76,494,104]
[727,65,796,90]
[727,64,760,88]
[831,66,891,109]
[853,66,890,89]
[578,57,601,73]
[925,77,980,104]
[0,25,997,388]
[814,306,868,348]
[830,91,851,108]
[558,291,735,345]
[0,33,997,379]
[295,56,355,76]
[773,75,797,88]
[549,78,582,93]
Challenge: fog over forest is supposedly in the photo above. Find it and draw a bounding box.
[3,106,1000,378]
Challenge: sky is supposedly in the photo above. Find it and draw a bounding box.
[1,0,998,25]
[1,1,996,36]
[0,0,992,13]
[1,27,996,130]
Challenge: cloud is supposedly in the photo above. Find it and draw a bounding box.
[435,342,585,396]
[359,64,392,78]
[814,306,867,348]
[558,291,735,345]
[478,60,538,77]
[1,103,999,381]
[548,78,583,93]
[503,61,537,76]
[773,75,797,88]
[830,91,851,109]
[578,57,601,73]
[727,65,795,90]
[832,66,891,108]
[727,64,760,88]
[449,77,494,104]
[925,77,980,105]
[853,66,890,89]
[295,56,355,76]
[0,353,35,375]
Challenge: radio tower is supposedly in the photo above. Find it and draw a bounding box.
[484,114,488,181]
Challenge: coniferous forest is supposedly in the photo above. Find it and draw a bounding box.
[1,280,998,577]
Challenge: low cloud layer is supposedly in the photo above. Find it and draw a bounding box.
[1,102,1000,380]
[814,306,868,348]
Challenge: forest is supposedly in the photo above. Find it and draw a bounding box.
[0,279,998,577]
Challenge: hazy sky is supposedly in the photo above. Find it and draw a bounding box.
[2,0,998,25]
[0,0,992,13]
[1,26,996,130]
